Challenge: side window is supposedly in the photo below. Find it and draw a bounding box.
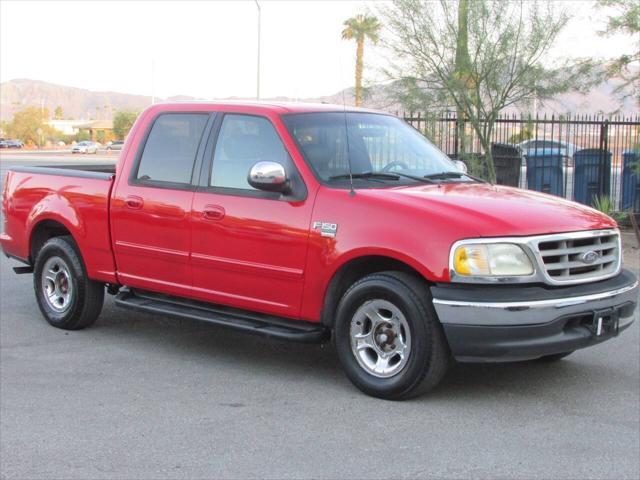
[211,114,289,190]
[136,113,209,185]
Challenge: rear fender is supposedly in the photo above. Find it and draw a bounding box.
[25,192,116,283]
[27,195,84,252]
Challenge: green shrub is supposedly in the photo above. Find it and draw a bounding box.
[592,195,626,223]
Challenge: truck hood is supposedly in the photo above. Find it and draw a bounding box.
[367,182,616,237]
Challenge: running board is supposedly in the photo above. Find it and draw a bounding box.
[114,288,330,343]
[13,265,34,274]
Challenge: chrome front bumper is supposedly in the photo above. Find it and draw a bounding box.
[431,269,639,362]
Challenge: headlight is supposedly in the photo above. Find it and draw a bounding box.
[452,243,534,277]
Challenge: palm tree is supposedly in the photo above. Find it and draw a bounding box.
[341,14,381,106]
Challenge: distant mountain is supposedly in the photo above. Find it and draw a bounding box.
[0,79,200,121]
[0,76,637,122]
[306,77,639,117]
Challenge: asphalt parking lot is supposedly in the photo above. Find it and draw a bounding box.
[1,153,639,479]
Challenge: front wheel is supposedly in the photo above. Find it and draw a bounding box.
[334,271,450,400]
[33,236,104,330]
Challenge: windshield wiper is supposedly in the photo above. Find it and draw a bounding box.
[329,172,401,181]
[424,170,489,184]
[423,171,465,180]
[391,172,436,183]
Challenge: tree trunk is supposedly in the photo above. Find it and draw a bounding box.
[455,0,471,158]
[355,38,364,106]
[480,137,496,183]
[468,117,497,183]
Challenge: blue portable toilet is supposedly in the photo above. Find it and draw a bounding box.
[573,148,611,207]
[622,150,639,212]
[525,148,564,197]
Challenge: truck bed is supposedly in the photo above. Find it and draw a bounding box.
[1,164,117,283]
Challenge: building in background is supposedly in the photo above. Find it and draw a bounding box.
[44,119,87,136]
[75,120,114,143]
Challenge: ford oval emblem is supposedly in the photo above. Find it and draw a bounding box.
[581,251,600,264]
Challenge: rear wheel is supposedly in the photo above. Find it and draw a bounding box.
[33,236,104,330]
[334,271,450,400]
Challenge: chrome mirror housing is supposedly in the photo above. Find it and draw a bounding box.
[248,161,290,193]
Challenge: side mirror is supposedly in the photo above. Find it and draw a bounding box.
[248,161,290,193]
[453,160,468,174]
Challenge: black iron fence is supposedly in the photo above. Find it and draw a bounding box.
[401,112,640,212]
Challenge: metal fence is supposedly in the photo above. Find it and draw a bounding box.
[401,112,640,212]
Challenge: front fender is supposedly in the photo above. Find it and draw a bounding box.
[325,246,438,285]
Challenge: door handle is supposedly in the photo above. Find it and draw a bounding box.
[202,205,225,221]
[125,195,144,210]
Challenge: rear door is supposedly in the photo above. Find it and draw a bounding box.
[111,112,213,297]
[190,113,313,318]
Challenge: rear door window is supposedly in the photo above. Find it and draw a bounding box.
[210,114,289,190]
[135,113,209,185]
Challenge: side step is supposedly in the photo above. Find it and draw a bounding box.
[114,288,330,343]
[13,265,34,274]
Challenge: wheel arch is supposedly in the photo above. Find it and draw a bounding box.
[320,252,434,328]
[29,218,77,263]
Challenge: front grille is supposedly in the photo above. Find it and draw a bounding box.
[535,231,620,284]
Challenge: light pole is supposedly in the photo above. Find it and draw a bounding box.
[254,0,261,100]
[151,58,156,105]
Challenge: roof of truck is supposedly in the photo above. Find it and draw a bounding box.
[149,101,390,116]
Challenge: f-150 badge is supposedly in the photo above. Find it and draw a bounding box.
[313,221,338,238]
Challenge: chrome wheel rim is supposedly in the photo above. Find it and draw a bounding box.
[349,299,412,378]
[41,256,73,312]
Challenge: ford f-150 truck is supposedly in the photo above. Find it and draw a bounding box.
[2,102,638,399]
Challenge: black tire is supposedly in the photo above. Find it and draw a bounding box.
[334,271,450,400]
[33,236,104,330]
[536,351,574,362]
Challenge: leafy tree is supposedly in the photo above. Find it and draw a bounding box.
[75,130,90,142]
[381,0,594,182]
[113,111,138,140]
[54,106,63,119]
[597,0,639,106]
[4,107,52,146]
[341,14,381,106]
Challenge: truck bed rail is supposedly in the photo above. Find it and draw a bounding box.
[10,164,116,180]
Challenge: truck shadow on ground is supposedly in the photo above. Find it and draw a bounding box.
[94,299,625,401]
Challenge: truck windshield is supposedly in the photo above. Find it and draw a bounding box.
[282,112,464,186]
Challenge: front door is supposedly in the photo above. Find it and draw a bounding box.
[111,112,212,297]
[190,113,314,318]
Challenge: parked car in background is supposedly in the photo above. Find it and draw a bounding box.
[72,141,99,154]
[0,139,24,149]
[518,140,577,167]
[106,141,124,151]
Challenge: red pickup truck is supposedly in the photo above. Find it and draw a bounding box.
[2,103,638,399]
